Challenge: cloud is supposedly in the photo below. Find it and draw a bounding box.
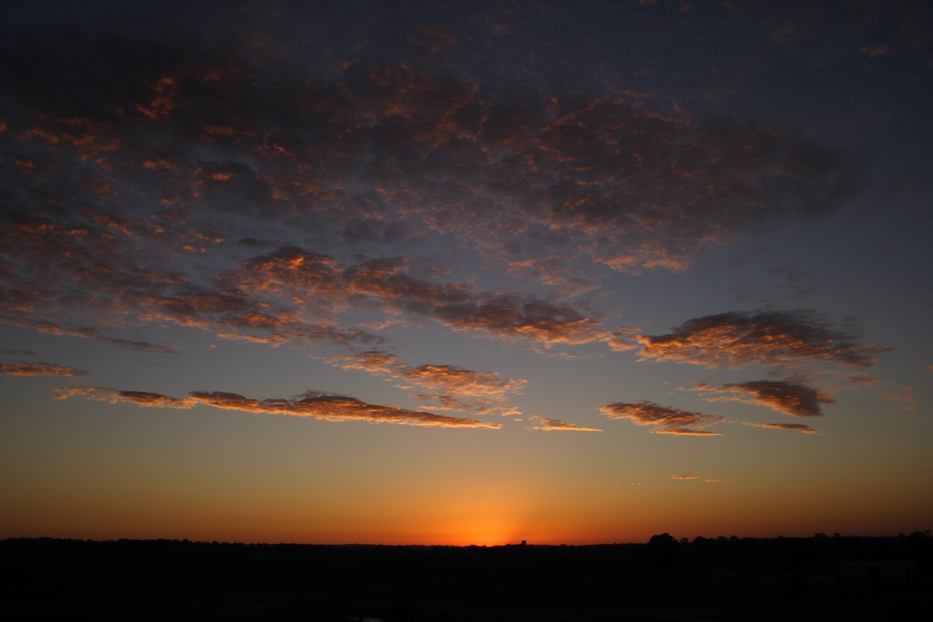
[61,326,177,353]
[860,44,889,58]
[506,257,599,298]
[405,363,526,398]
[670,474,720,482]
[329,350,526,415]
[55,386,194,409]
[329,350,403,375]
[0,217,377,352]
[528,416,602,432]
[3,318,175,355]
[883,384,917,411]
[0,4,864,359]
[744,422,818,435]
[243,248,619,348]
[215,332,287,346]
[695,380,834,417]
[601,401,725,436]
[54,386,499,429]
[652,428,722,437]
[0,362,87,377]
[90,333,178,354]
[638,311,888,369]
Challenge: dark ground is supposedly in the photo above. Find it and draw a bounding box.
[2,533,931,620]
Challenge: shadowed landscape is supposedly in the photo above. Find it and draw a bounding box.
[3,534,931,621]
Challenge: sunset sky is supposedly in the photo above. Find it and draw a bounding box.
[1,0,931,545]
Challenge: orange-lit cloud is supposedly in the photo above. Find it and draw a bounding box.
[652,428,722,437]
[528,417,602,432]
[55,386,195,409]
[243,248,619,348]
[860,44,889,58]
[0,213,383,352]
[744,422,818,434]
[331,351,524,397]
[695,380,834,417]
[0,4,866,353]
[2,317,176,354]
[329,350,525,415]
[136,75,178,121]
[215,332,287,346]
[0,362,87,377]
[87,332,178,353]
[638,311,887,369]
[404,363,526,397]
[601,401,725,437]
[884,384,918,411]
[329,350,403,374]
[506,257,599,298]
[55,386,500,429]
[0,15,866,363]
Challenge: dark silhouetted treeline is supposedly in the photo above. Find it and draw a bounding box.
[1,532,931,620]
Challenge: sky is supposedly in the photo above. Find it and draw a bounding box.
[1,0,931,545]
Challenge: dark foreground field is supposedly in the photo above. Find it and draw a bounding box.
[2,534,931,621]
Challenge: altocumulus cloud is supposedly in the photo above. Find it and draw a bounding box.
[0,362,87,377]
[56,386,195,409]
[600,401,724,437]
[744,422,818,435]
[695,380,834,417]
[329,350,526,415]
[54,386,500,429]
[528,416,603,432]
[242,248,625,349]
[0,2,863,362]
[0,2,895,451]
[638,310,888,369]
[0,216,377,352]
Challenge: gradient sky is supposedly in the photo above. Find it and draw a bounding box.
[1,0,931,545]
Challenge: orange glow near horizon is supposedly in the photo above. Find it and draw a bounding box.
[4,450,929,546]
